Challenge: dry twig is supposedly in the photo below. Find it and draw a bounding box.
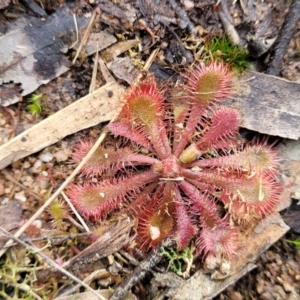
[72,8,101,64]
[0,226,107,300]
[267,0,300,76]
[110,239,175,300]
[218,0,241,45]
[89,46,99,94]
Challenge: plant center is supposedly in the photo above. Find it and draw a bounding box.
[160,155,182,179]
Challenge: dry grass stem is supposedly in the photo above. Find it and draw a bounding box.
[89,46,99,93]
[61,191,90,232]
[2,170,43,201]
[72,8,101,65]
[98,57,116,83]
[55,269,110,298]
[0,227,107,300]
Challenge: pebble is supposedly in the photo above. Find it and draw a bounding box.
[273,284,286,298]
[22,175,34,187]
[39,152,53,162]
[275,258,283,266]
[4,187,11,194]
[33,159,42,169]
[1,197,9,204]
[228,291,243,300]
[25,175,33,183]
[287,260,300,273]
[256,280,264,294]
[15,191,26,202]
[32,219,42,228]
[38,176,49,189]
[23,161,31,169]
[182,0,194,11]
[54,149,69,162]
[220,260,231,275]
[282,280,293,293]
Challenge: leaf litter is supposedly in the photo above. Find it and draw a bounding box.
[0,0,298,300]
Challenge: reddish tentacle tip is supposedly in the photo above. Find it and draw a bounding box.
[186,61,233,105]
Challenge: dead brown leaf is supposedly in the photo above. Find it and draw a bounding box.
[0,81,125,170]
[0,7,116,106]
[0,200,23,247]
[228,71,300,139]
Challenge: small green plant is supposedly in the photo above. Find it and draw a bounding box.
[205,36,250,73]
[286,238,300,247]
[27,93,43,116]
[67,62,282,268]
[161,247,193,278]
[47,198,69,229]
[0,250,38,299]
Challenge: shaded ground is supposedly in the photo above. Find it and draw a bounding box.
[0,0,300,299]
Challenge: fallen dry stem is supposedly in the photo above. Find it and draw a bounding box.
[133,47,159,84]
[66,215,86,231]
[2,170,43,201]
[55,269,110,298]
[0,227,107,300]
[89,45,99,93]
[61,190,90,232]
[218,0,241,45]
[9,165,24,200]
[0,232,91,248]
[72,7,101,64]
[98,57,116,83]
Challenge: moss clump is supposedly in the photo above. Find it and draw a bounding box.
[27,93,43,116]
[205,36,250,73]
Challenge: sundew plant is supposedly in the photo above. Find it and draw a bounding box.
[67,62,282,265]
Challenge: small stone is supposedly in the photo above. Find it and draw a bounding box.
[266,250,275,260]
[229,291,243,300]
[220,260,231,275]
[282,281,293,293]
[38,177,49,189]
[273,284,286,299]
[287,260,299,273]
[256,281,264,294]
[277,276,283,284]
[15,191,26,202]
[23,161,31,169]
[107,254,114,265]
[39,152,53,162]
[33,159,42,169]
[205,254,218,270]
[32,220,42,228]
[25,175,33,183]
[1,197,9,204]
[182,0,194,11]
[54,149,69,162]
[4,187,12,194]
